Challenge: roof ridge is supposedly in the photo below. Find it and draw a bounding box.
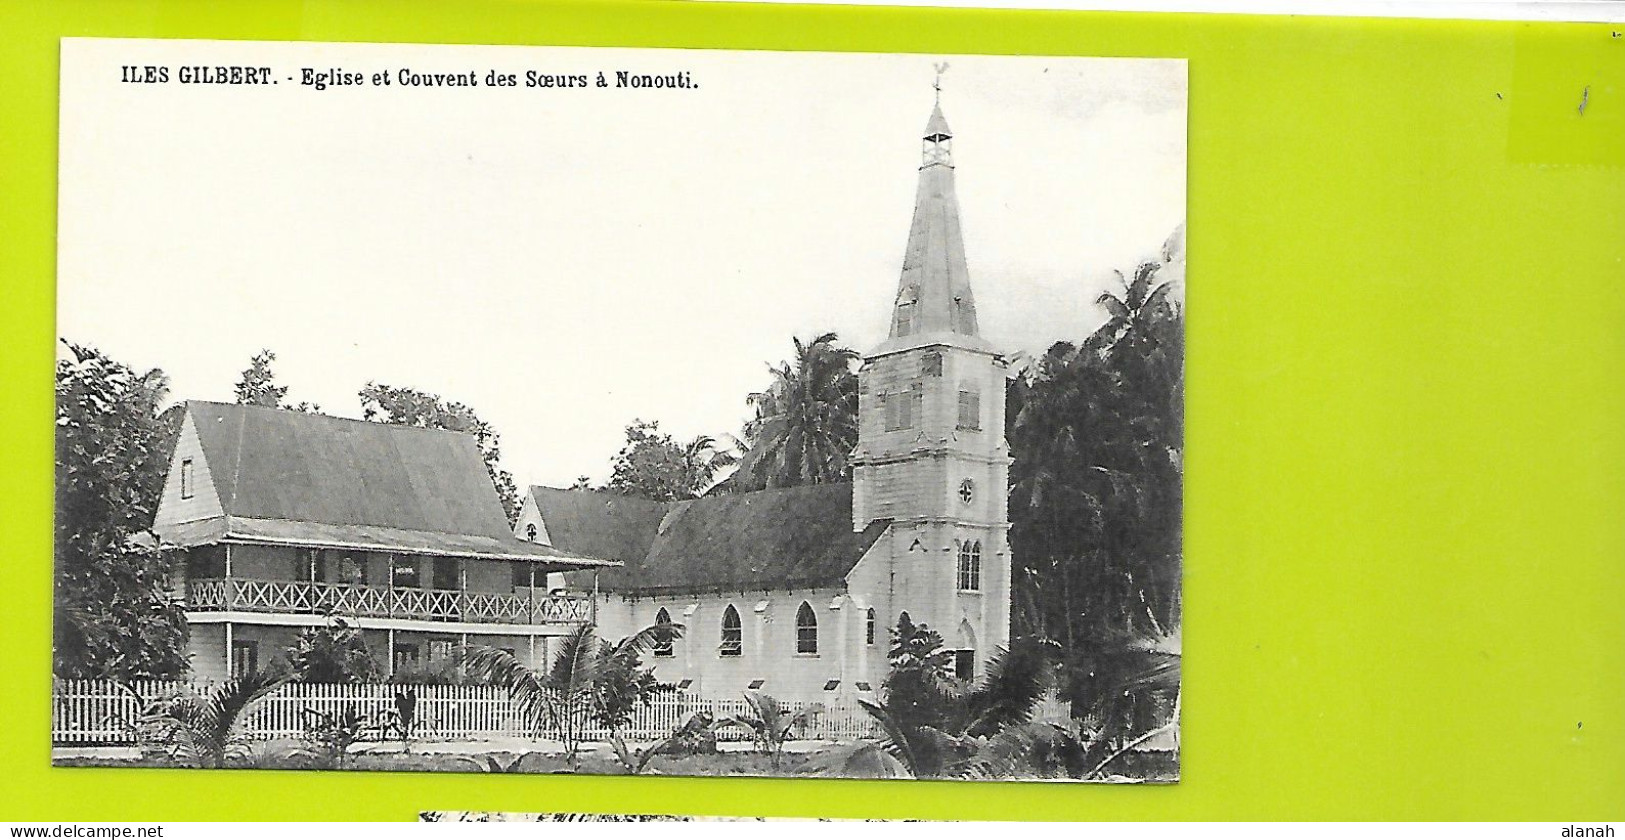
[186,399,481,441]
[227,403,246,511]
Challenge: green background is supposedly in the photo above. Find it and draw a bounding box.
[2,0,1622,822]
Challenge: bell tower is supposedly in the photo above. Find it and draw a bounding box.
[851,84,1012,664]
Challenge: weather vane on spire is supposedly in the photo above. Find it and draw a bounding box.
[933,61,949,103]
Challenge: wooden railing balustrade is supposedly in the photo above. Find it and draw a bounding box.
[184,578,591,625]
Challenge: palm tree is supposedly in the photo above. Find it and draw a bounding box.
[141,669,289,768]
[730,333,859,491]
[1007,255,1183,652]
[461,621,682,762]
[1088,260,1179,358]
[677,434,738,496]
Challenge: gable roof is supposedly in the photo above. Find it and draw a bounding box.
[527,487,669,565]
[191,400,509,536]
[164,401,611,566]
[534,483,889,595]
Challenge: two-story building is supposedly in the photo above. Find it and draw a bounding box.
[151,401,615,682]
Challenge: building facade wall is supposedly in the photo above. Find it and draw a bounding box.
[188,623,227,683]
[591,586,879,704]
[152,412,225,532]
[512,495,552,546]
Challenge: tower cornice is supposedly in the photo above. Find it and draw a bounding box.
[863,332,1004,362]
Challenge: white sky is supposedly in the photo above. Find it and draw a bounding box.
[58,39,1185,489]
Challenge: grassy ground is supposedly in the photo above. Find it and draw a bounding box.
[52,739,824,777]
[52,740,1175,781]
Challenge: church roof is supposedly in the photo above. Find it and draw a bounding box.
[533,483,890,595]
[526,487,669,566]
[165,401,611,566]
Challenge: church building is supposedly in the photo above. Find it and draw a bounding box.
[516,99,1014,704]
[144,97,1013,700]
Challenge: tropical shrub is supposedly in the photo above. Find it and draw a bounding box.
[718,691,821,771]
[843,619,1074,780]
[607,721,711,776]
[388,657,474,685]
[140,669,289,768]
[378,687,420,752]
[54,342,188,680]
[299,704,374,769]
[285,614,380,683]
[462,621,682,761]
[658,710,720,756]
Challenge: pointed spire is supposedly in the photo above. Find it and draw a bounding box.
[924,105,952,150]
[888,90,978,341]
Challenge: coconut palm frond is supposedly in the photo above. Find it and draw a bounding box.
[964,641,1056,739]
[805,740,914,779]
[950,722,1086,781]
[544,623,604,701]
[460,644,556,735]
[609,621,685,663]
[146,669,288,768]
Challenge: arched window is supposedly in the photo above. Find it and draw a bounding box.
[865,607,877,645]
[795,601,818,654]
[720,605,742,657]
[524,523,538,541]
[653,607,674,657]
[955,620,978,681]
[957,540,982,592]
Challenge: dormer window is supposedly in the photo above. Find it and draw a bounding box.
[180,458,194,499]
[895,302,915,337]
[894,285,919,337]
[525,523,538,541]
[953,296,971,332]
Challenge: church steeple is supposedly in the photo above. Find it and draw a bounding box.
[851,78,1012,668]
[889,93,979,341]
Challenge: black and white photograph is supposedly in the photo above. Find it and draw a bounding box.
[52,38,1185,783]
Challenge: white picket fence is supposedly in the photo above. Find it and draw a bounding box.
[51,680,881,746]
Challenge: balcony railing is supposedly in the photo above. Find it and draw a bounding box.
[185,578,592,625]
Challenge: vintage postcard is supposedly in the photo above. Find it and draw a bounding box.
[53,37,1184,782]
